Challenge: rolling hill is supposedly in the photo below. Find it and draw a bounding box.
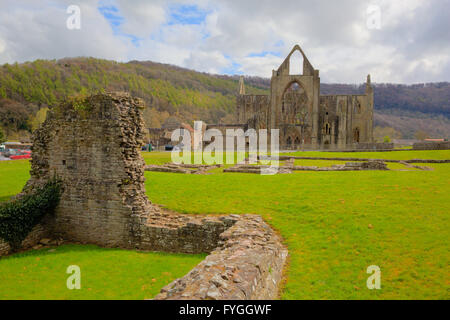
[0,57,448,140]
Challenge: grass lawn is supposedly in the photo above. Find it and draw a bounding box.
[0,244,205,300]
[1,150,449,299]
[0,159,204,300]
[142,150,450,299]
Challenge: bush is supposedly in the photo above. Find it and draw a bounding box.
[0,179,61,250]
[383,136,391,143]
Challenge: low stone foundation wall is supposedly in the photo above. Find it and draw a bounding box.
[224,165,292,174]
[291,161,388,171]
[413,141,450,150]
[282,142,394,151]
[223,160,388,173]
[145,164,221,174]
[351,142,394,150]
[275,155,450,163]
[154,215,288,300]
[138,211,238,254]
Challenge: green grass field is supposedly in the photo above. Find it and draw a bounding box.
[0,150,449,299]
[0,244,204,300]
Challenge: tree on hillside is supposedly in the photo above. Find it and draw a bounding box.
[414,130,430,140]
[0,98,31,135]
[373,126,402,142]
[31,107,49,131]
[0,127,5,144]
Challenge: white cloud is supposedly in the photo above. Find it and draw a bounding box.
[0,0,448,83]
[115,0,167,38]
[0,0,128,64]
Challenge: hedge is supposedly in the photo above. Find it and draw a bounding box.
[0,179,61,250]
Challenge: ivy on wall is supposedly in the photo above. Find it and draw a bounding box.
[0,179,61,250]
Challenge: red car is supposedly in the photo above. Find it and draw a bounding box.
[10,154,31,160]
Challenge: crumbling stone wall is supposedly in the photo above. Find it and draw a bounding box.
[154,215,288,300]
[138,211,237,253]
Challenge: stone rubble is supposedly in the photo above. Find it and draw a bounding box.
[145,163,221,174]
[223,159,389,174]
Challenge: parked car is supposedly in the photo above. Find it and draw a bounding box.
[165,144,174,151]
[4,148,32,160]
[172,143,184,152]
[10,154,31,160]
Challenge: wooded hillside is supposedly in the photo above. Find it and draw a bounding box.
[0,57,448,140]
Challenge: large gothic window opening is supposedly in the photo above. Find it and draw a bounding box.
[282,82,307,125]
[289,50,304,75]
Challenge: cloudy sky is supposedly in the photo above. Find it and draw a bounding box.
[0,0,449,83]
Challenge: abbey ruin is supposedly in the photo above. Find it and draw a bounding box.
[236,45,375,150]
[148,44,380,151]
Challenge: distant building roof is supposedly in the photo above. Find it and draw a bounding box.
[425,139,445,142]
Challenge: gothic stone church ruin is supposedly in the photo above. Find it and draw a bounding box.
[236,45,375,150]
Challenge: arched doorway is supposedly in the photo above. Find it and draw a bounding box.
[286,136,292,148]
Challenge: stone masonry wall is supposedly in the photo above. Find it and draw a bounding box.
[413,141,450,150]
[137,210,238,253]
[23,92,150,248]
[154,215,288,300]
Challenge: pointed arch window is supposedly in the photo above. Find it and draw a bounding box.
[354,100,362,114]
[323,122,331,135]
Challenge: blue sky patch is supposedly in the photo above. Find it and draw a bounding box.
[247,51,281,58]
[167,4,209,25]
[98,2,142,47]
[98,4,123,28]
[221,56,243,75]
